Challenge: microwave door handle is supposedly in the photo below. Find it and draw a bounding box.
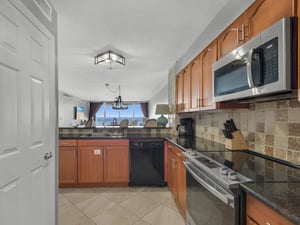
[247,48,255,88]
[183,161,234,206]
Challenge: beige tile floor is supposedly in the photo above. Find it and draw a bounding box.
[59,187,185,225]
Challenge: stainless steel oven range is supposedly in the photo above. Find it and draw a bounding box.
[183,150,251,225]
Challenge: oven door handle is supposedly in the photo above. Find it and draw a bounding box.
[183,161,234,206]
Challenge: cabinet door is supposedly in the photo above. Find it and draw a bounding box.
[104,146,129,183]
[167,147,174,193]
[78,147,104,183]
[176,72,184,112]
[183,66,191,112]
[218,16,246,58]
[201,41,218,110]
[167,147,178,198]
[177,159,186,217]
[190,55,201,111]
[246,0,295,38]
[59,147,77,185]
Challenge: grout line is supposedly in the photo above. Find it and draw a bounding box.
[59,187,183,225]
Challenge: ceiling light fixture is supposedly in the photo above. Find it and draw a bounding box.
[105,84,128,110]
[95,50,125,69]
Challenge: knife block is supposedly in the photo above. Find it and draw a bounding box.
[225,130,248,150]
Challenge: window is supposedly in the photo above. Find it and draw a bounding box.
[96,103,146,127]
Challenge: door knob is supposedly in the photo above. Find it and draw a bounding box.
[44,152,53,160]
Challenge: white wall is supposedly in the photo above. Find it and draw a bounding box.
[175,0,254,73]
[148,85,168,119]
[58,91,90,127]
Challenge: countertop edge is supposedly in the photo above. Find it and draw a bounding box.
[241,183,300,225]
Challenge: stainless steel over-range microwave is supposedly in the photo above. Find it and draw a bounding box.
[213,17,296,103]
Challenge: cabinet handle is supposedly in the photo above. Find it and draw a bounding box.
[74,149,76,158]
[173,159,177,169]
[236,24,249,43]
[241,24,245,41]
[176,153,182,158]
[242,23,249,41]
[236,27,241,44]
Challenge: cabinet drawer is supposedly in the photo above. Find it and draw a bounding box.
[78,139,129,147]
[59,139,77,147]
[246,194,294,225]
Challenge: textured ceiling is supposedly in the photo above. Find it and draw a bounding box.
[51,0,251,102]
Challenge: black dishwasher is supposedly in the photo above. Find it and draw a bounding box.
[129,139,165,186]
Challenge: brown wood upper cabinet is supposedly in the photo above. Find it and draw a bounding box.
[200,41,218,110]
[218,15,248,58]
[246,0,295,38]
[218,0,295,58]
[183,66,191,112]
[190,55,201,111]
[176,39,247,113]
[176,70,184,112]
[176,66,191,113]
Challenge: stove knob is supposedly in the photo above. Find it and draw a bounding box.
[220,167,229,175]
[190,151,197,156]
[228,172,238,181]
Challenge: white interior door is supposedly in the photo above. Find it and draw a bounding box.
[0,0,56,224]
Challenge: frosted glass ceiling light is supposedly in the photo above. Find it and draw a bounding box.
[94,50,125,69]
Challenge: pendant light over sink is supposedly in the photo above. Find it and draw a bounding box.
[105,84,128,110]
[94,50,125,69]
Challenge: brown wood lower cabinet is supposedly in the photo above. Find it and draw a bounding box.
[59,139,129,187]
[59,139,78,185]
[167,142,186,218]
[246,194,294,225]
[104,146,129,183]
[59,146,77,184]
[78,146,104,183]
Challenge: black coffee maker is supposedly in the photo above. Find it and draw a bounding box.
[176,118,195,136]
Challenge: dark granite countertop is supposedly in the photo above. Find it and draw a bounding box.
[241,182,300,224]
[59,133,173,140]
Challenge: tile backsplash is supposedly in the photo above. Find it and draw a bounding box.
[193,99,300,165]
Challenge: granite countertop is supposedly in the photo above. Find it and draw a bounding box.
[59,133,173,140]
[242,182,300,224]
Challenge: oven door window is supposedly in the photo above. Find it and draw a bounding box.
[187,171,235,225]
